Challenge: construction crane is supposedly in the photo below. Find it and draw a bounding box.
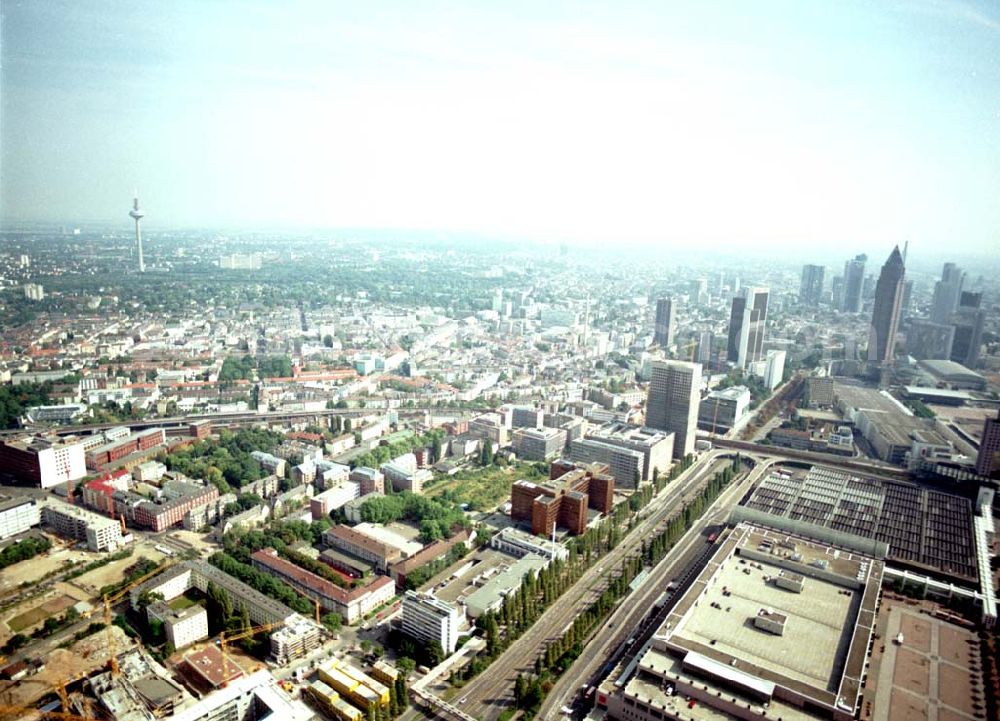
[103,561,176,677]
[0,707,99,721]
[217,621,285,687]
[0,670,100,721]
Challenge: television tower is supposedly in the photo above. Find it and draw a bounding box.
[129,193,145,273]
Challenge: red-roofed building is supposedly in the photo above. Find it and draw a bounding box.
[251,548,396,624]
[288,431,324,444]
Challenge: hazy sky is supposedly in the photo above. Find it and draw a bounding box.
[2,1,999,252]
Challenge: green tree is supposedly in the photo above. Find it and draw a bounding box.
[321,613,343,632]
[479,439,494,466]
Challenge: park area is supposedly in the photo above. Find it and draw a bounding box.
[426,461,547,511]
[7,594,76,633]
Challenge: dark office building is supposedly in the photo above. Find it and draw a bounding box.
[867,246,905,363]
[653,297,675,347]
[799,264,824,306]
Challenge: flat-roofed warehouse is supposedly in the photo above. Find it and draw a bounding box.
[603,523,882,721]
[733,465,977,583]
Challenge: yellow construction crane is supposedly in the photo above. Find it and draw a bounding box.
[683,338,698,363]
[103,561,176,677]
[217,621,285,687]
[54,674,83,714]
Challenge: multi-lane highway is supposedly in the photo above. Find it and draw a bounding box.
[453,451,753,721]
[535,455,777,721]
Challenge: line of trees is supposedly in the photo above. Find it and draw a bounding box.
[449,455,738,704]
[0,536,51,569]
[208,551,315,616]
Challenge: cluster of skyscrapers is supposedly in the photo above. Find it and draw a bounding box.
[909,263,986,366]
[799,249,985,369]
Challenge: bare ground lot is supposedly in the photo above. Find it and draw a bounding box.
[65,540,166,597]
[167,529,220,554]
[0,536,92,593]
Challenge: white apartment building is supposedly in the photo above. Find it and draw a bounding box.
[401,591,463,654]
[0,436,87,489]
[0,497,42,540]
[270,614,323,665]
[41,499,123,552]
[148,602,209,650]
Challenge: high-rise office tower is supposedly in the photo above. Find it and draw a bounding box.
[688,279,708,305]
[653,298,676,348]
[129,194,146,273]
[831,276,844,309]
[842,254,866,312]
[900,279,914,316]
[799,265,825,306]
[950,291,985,367]
[726,287,769,368]
[696,331,714,365]
[906,320,955,360]
[930,262,965,324]
[976,410,1000,477]
[867,246,905,363]
[646,360,701,459]
[862,274,876,304]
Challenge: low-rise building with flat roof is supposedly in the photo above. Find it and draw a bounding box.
[324,524,402,571]
[464,553,549,618]
[490,526,568,561]
[601,523,883,721]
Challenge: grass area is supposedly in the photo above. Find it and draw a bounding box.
[168,595,198,611]
[426,462,546,511]
[8,605,50,632]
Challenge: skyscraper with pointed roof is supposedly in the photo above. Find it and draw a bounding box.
[868,246,905,363]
